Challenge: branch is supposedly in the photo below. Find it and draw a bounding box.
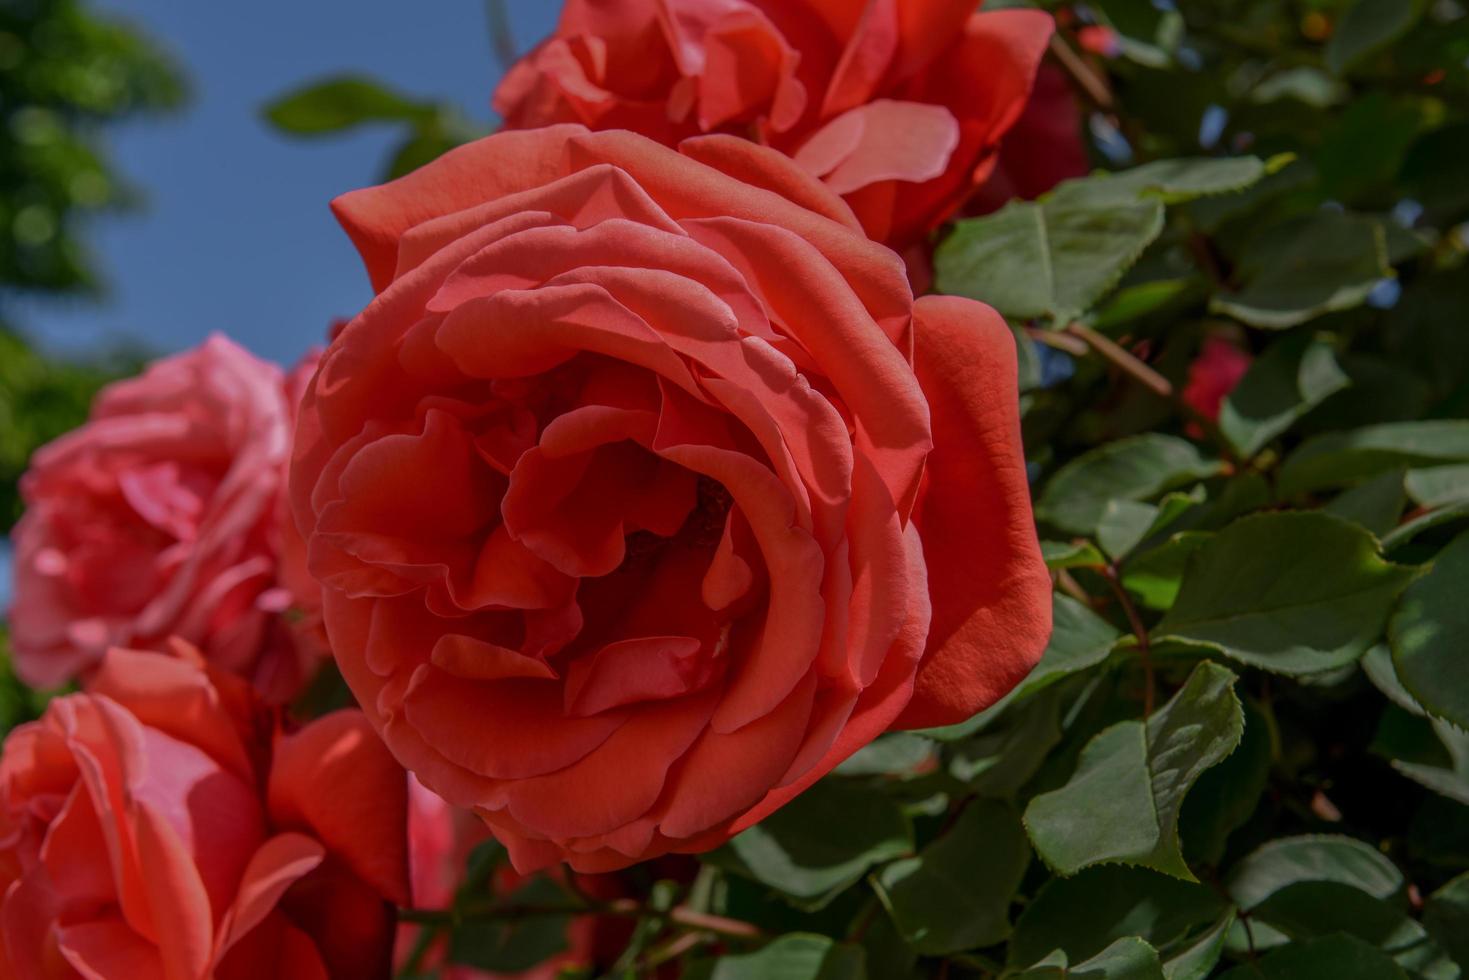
[1104,564,1155,717]
[1048,34,1114,112]
[400,899,765,942]
[1064,322,1240,466]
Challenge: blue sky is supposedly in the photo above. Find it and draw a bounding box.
[14,0,560,367]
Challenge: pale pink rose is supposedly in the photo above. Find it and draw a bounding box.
[10,336,325,701]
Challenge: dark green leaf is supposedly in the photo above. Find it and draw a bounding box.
[1424,872,1469,969]
[262,75,434,134]
[1211,212,1392,329]
[1391,532,1469,729]
[1037,435,1223,536]
[1016,937,1166,979]
[1024,662,1243,879]
[1393,721,1469,805]
[1324,470,1409,538]
[1153,513,1418,674]
[1405,466,1469,508]
[1180,697,1274,865]
[682,934,865,980]
[1042,539,1109,570]
[1122,532,1213,611]
[834,734,936,777]
[1051,157,1277,207]
[1011,866,1225,966]
[1279,421,1469,497]
[1162,913,1235,980]
[1217,935,1409,979]
[873,801,1028,954]
[1219,333,1351,458]
[948,691,1064,796]
[706,779,912,908]
[447,876,572,973]
[1227,834,1406,910]
[1327,0,1423,73]
[1250,881,1455,978]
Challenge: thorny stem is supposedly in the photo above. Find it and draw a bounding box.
[1064,322,1241,467]
[400,900,765,942]
[1104,564,1155,717]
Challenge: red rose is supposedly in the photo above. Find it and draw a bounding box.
[291,126,1050,871]
[10,337,325,702]
[1183,336,1252,425]
[968,63,1092,212]
[494,0,1054,247]
[0,641,409,978]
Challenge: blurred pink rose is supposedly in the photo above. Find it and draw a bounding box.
[9,335,325,701]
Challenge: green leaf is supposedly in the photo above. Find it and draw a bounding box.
[1249,882,1456,978]
[706,779,912,908]
[1024,662,1243,879]
[923,593,1121,741]
[1327,0,1423,74]
[934,196,1164,324]
[1279,421,1469,497]
[1226,835,1406,910]
[1042,539,1109,570]
[1217,935,1409,979]
[1050,157,1275,207]
[1122,532,1213,611]
[1324,470,1409,537]
[1210,211,1392,329]
[1016,937,1166,979]
[447,876,572,973]
[1098,489,1202,561]
[683,934,866,980]
[1219,333,1351,458]
[1162,913,1235,980]
[1393,720,1469,805]
[872,801,1028,954]
[1406,465,1469,508]
[948,690,1064,796]
[1383,500,1469,553]
[1093,278,1198,333]
[1424,872,1469,970]
[1180,697,1274,865]
[1011,866,1226,966]
[834,734,936,777]
[1153,513,1418,675]
[1036,435,1224,536]
[1363,643,1427,716]
[262,75,433,134]
[1390,531,1469,729]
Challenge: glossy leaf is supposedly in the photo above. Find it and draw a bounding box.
[1036,435,1223,536]
[1390,531,1469,729]
[1024,662,1243,879]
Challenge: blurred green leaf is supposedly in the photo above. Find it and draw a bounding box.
[1180,697,1273,865]
[873,801,1028,954]
[1327,0,1423,74]
[1424,872,1469,970]
[1279,421,1469,497]
[447,876,572,973]
[1211,212,1392,329]
[1122,532,1213,611]
[1324,470,1409,538]
[1153,513,1417,674]
[1161,913,1234,980]
[262,75,433,134]
[1024,662,1243,879]
[1050,157,1279,208]
[1226,835,1407,910]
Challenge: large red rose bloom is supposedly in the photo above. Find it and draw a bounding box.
[291,126,1050,871]
[494,0,1057,247]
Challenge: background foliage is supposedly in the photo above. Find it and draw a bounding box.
[5,0,1469,977]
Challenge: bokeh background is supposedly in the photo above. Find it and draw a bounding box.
[0,0,562,604]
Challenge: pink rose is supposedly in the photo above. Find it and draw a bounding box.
[10,336,324,701]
